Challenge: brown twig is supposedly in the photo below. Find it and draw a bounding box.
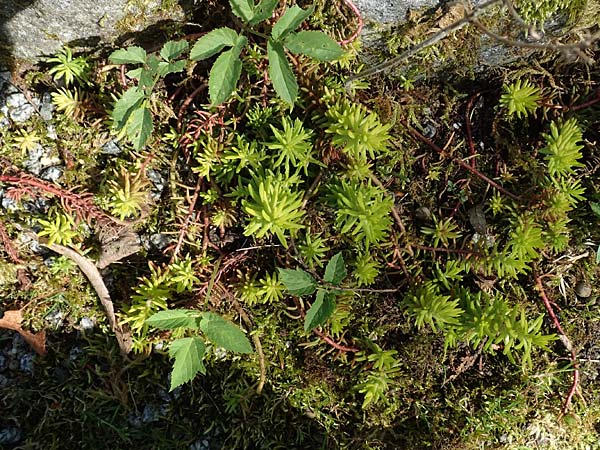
[313,328,359,352]
[368,173,406,235]
[465,94,480,169]
[533,270,583,415]
[0,214,22,263]
[169,177,203,263]
[0,172,120,225]
[402,121,523,202]
[227,292,267,394]
[42,240,132,355]
[339,0,364,46]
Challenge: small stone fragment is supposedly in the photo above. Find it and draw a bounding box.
[575,280,592,298]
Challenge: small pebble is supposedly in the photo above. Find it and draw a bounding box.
[575,280,592,298]
[6,92,39,123]
[101,140,122,155]
[19,353,34,374]
[39,92,54,121]
[415,206,432,222]
[40,165,63,183]
[79,317,94,331]
[45,309,65,329]
[0,426,21,445]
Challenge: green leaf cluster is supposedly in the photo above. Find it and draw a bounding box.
[146,309,253,390]
[499,79,541,119]
[241,171,305,247]
[329,180,393,248]
[109,40,189,149]
[47,46,91,86]
[279,252,347,331]
[325,100,392,163]
[189,2,344,105]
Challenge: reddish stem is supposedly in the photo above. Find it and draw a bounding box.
[0,215,22,263]
[533,271,580,415]
[569,89,600,111]
[402,121,522,202]
[313,329,359,353]
[339,0,364,46]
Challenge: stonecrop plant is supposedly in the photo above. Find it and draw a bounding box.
[499,79,541,118]
[241,171,305,247]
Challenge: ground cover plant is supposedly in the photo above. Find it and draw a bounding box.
[1,0,600,449]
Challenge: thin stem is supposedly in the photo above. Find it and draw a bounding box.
[339,0,364,46]
[402,121,522,202]
[345,0,501,85]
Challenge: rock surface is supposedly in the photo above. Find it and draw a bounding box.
[0,0,185,63]
[354,0,436,24]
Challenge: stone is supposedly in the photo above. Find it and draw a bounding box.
[575,280,592,298]
[0,0,186,64]
[354,0,436,24]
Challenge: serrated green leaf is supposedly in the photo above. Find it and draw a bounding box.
[208,41,245,105]
[271,5,314,41]
[324,252,346,285]
[146,309,200,330]
[249,0,279,25]
[267,39,297,105]
[230,0,255,23]
[160,40,189,61]
[126,68,144,80]
[190,27,239,60]
[109,46,147,64]
[200,312,253,353]
[111,86,145,130]
[591,202,600,217]
[169,337,206,391]
[137,67,155,89]
[157,60,187,77]
[284,31,344,61]
[278,268,317,296]
[304,290,336,331]
[126,106,154,150]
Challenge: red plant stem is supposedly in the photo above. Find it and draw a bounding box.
[569,89,600,111]
[0,215,22,263]
[0,173,117,224]
[169,177,202,263]
[402,121,523,202]
[339,0,364,45]
[313,329,359,352]
[177,83,208,131]
[533,271,580,415]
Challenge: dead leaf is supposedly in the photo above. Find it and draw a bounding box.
[0,309,47,356]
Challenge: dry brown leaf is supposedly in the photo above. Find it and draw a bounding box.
[0,309,47,356]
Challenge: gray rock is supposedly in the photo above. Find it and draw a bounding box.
[39,92,55,121]
[101,139,122,155]
[5,92,39,123]
[45,309,65,329]
[1,0,186,63]
[40,165,64,183]
[19,353,34,374]
[79,317,95,331]
[354,0,435,24]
